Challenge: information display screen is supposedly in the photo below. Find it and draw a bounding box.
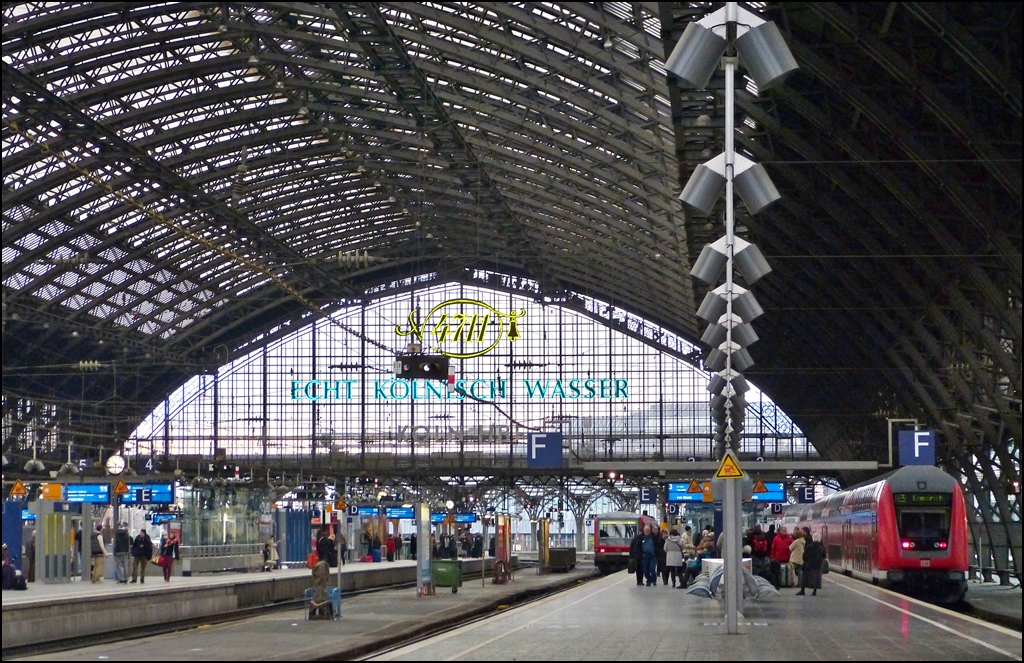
[356,506,379,517]
[150,513,178,525]
[22,509,35,521]
[750,482,786,502]
[893,492,951,506]
[65,484,110,503]
[385,507,415,519]
[666,482,705,502]
[430,513,446,524]
[121,483,174,505]
[454,513,477,524]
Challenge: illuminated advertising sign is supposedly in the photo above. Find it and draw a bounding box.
[121,484,175,505]
[65,484,110,504]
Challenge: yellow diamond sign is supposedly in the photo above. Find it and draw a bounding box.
[714,451,746,480]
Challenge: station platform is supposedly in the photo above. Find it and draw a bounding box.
[964,581,1023,630]
[2,558,495,652]
[11,567,1021,661]
[13,564,596,661]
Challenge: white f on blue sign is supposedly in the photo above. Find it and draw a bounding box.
[527,432,563,469]
[898,429,936,466]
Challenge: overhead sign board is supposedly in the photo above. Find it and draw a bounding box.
[749,481,786,503]
[527,432,563,469]
[356,506,379,517]
[430,513,446,524]
[639,487,658,504]
[385,507,415,519]
[898,429,936,466]
[667,482,706,503]
[121,484,175,505]
[797,486,816,503]
[65,484,110,504]
[454,513,477,524]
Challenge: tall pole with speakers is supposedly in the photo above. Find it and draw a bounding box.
[666,1,797,634]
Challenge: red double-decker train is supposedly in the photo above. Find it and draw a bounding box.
[593,511,660,574]
[783,465,969,603]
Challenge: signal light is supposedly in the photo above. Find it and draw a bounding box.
[394,354,450,381]
[901,540,916,550]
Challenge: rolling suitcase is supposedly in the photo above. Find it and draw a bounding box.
[779,562,793,588]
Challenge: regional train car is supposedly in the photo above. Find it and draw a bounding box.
[593,511,659,574]
[783,465,968,603]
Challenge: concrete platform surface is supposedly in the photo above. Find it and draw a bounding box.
[964,582,1023,630]
[366,572,1023,662]
[16,566,597,661]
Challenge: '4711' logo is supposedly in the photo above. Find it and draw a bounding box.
[395,299,524,359]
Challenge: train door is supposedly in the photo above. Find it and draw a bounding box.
[842,519,852,572]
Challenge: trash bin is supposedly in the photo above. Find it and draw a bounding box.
[371,548,382,563]
[431,559,462,593]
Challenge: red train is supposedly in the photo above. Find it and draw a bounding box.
[593,511,659,574]
[783,465,969,603]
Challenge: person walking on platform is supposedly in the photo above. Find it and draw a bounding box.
[798,531,826,596]
[789,529,806,589]
[410,532,418,560]
[664,529,685,588]
[681,525,696,560]
[74,525,83,579]
[361,530,371,560]
[640,524,659,587]
[131,529,153,583]
[336,533,347,566]
[657,528,670,585]
[113,523,132,584]
[158,532,179,582]
[25,530,36,584]
[386,534,397,562]
[90,524,107,583]
[629,527,645,586]
[316,528,335,568]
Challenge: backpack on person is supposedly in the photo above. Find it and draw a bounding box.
[752,537,769,557]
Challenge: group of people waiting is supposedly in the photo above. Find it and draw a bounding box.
[74,523,179,584]
[629,522,827,596]
[748,524,827,595]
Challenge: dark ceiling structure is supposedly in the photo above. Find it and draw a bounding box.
[2,3,1020,569]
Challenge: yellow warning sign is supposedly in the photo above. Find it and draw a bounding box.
[113,479,130,496]
[9,480,29,498]
[752,478,768,494]
[687,481,703,494]
[335,500,346,512]
[714,452,746,480]
[40,483,63,500]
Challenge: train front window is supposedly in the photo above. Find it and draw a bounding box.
[597,522,637,546]
[896,508,950,540]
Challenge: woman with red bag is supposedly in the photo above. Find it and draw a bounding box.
[158,532,179,582]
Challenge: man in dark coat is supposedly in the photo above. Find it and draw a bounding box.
[629,528,645,586]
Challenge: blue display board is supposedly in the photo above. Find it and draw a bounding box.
[750,482,786,502]
[21,509,36,522]
[454,513,477,524]
[667,482,705,502]
[430,513,445,524]
[150,513,178,525]
[121,483,174,505]
[356,506,379,517]
[65,484,110,503]
[385,507,415,519]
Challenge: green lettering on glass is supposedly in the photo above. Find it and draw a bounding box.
[291,380,304,400]
[615,379,629,398]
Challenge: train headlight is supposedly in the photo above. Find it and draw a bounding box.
[935,541,947,549]
[901,540,915,550]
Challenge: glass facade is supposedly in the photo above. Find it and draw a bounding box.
[126,282,814,467]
